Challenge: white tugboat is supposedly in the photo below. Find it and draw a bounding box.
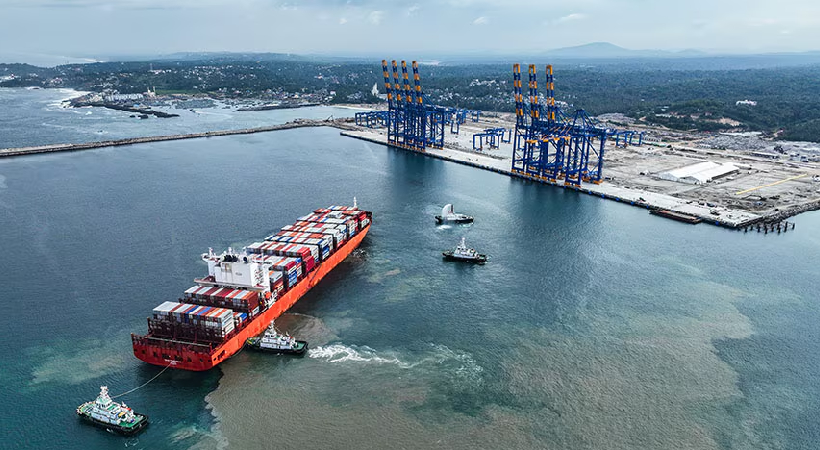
[442,237,487,264]
[76,386,149,436]
[246,323,308,356]
[435,204,474,224]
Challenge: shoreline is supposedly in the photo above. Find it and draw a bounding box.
[70,101,180,118]
[2,117,816,229]
[338,129,818,229]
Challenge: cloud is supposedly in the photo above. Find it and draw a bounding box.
[368,10,384,24]
[406,4,420,16]
[7,0,242,10]
[339,17,348,24]
[472,16,488,25]
[557,13,587,23]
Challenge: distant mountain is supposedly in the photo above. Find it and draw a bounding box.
[95,51,381,64]
[542,42,709,59]
[0,52,99,66]
[150,52,308,62]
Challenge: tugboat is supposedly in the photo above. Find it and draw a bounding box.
[435,204,474,224]
[442,237,487,264]
[246,324,308,356]
[76,386,149,436]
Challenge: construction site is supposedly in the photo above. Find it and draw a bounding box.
[343,60,820,230]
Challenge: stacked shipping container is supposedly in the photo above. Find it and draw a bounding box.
[283,224,347,247]
[136,204,370,352]
[250,254,302,289]
[268,231,334,260]
[248,241,318,272]
[182,286,261,314]
[148,301,235,343]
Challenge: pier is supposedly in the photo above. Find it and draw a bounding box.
[340,129,819,230]
[3,116,817,231]
[0,118,357,158]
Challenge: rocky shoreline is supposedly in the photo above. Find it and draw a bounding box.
[71,101,180,118]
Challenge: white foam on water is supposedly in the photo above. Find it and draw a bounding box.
[308,342,484,383]
[42,89,91,109]
[193,109,233,118]
[309,344,410,367]
[56,88,91,101]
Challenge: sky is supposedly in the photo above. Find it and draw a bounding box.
[1,0,819,63]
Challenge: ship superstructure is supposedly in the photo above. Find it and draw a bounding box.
[132,204,371,371]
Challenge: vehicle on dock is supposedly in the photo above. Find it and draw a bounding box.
[435,204,474,224]
[246,324,308,356]
[76,386,149,436]
[443,237,487,264]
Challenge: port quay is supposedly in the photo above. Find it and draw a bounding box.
[2,116,816,230]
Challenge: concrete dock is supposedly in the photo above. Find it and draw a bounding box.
[340,128,820,229]
[3,112,817,229]
[0,118,357,158]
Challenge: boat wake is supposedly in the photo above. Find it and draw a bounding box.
[308,343,484,383]
[309,344,411,367]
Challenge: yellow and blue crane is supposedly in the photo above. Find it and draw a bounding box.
[511,63,638,186]
[379,59,477,151]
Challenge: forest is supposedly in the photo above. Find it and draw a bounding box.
[2,57,820,142]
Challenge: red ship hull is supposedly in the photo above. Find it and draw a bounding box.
[132,223,370,371]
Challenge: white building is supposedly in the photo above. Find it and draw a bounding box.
[736,100,757,106]
[104,93,144,102]
[658,161,739,184]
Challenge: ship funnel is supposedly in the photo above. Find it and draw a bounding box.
[353,197,358,209]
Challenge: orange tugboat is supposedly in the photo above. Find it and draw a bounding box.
[132,201,371,371]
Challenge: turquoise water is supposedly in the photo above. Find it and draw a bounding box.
[0,87,358,149]
[0,91,819,449]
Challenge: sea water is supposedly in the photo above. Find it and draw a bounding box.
[0,90,818,450]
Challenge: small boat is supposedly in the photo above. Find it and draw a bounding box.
[442,237,487,264]
[435,204,474,224]
[76,386,149,436]
[246,324,308,356]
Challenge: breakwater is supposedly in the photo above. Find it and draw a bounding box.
[72,101,180,118]
[3,118,812,230]
[236,102,320,112]
[0,118,357,158]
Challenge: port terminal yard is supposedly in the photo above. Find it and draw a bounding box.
[3,109,818,230]
[340,110,820,230]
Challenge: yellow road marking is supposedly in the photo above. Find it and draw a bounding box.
[735,173,809,195]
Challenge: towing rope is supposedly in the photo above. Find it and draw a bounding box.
[111,362,173,399]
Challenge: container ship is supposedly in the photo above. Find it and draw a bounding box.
[131,203,371,371]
